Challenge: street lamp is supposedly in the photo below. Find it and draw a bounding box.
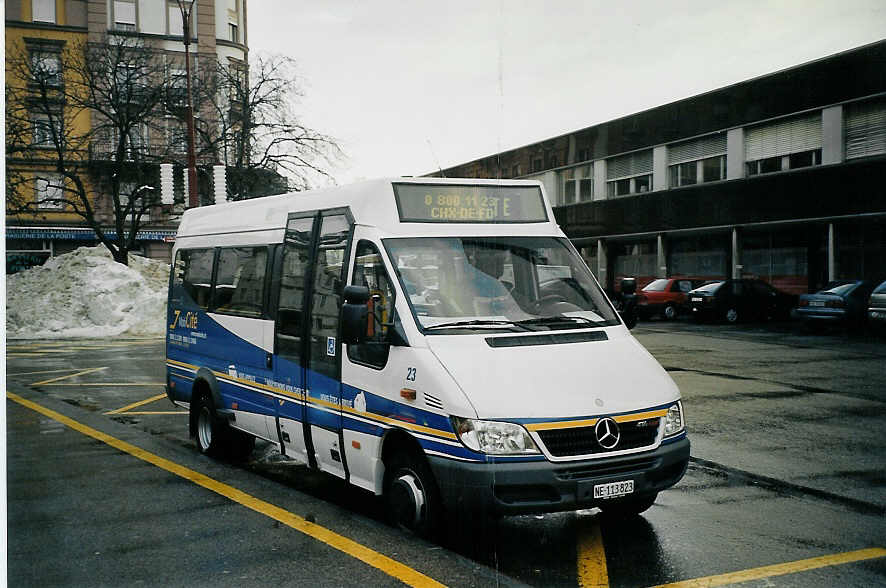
[177,0,198,208]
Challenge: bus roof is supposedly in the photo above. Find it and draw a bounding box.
[174,177,557,244]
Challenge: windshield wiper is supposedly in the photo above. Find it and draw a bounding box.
[513,316,606,327]
[423,319,518,331]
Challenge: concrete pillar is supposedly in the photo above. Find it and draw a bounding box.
[597,239,608,287]
[653,145,668,192]
[657,234,667,278]
[732,228,742,279]
[828,223,836,282]
[593,160,606,201]
[726,128,744,180]
[822,106,844,165]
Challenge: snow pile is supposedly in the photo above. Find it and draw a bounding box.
[6,245,170,340]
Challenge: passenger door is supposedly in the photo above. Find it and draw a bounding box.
[303,211,353,478]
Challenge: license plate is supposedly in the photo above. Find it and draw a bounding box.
[593,480,634,499]
[810,300,825,307]
[691,297,702,302]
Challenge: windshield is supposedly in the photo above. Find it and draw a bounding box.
[384,236,620,332]
[642,279,670,292]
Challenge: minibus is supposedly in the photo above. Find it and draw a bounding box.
[165,178,689,536]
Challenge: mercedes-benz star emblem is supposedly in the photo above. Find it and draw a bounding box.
[595,417,621,450]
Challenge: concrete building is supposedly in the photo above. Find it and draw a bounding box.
[5,0,249,272]
[430,41,886,294]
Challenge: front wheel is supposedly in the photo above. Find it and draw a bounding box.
[598,492,658,518]
[384,451,442,538]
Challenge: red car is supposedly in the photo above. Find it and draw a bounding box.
[637,278,703,320]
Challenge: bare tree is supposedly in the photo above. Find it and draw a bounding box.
[6,34,177,265]
[198,54,342,199]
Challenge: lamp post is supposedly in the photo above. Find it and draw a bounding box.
[177,0,198,208]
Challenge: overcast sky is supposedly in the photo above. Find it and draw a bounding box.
[248,1,886,186]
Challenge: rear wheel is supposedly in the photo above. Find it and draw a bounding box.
[725,307,739,323]
[195,393,226,456]
[598,492,658,518]
[663,304,677,320]
[384,451,441,538]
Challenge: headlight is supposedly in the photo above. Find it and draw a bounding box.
[451,417,540,455]
[664,401,685,437]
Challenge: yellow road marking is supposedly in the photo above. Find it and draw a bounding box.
[654,547,886,588]
[9,368,98,377]
[42,383,165,387]
[31,367,107,387]
[105,393,169,415]
[577,518,609,588]
[7,353,50,358]
[7,391,446,588]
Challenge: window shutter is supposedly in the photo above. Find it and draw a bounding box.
[845,98,886,160]
[607,150,653,179]
[668,134,727,165]
[745,113,822,161]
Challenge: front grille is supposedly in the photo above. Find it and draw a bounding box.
[537,419,659,457]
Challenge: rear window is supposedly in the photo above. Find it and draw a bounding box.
[642,279,669,292]
[694,281,723,293]
[873,281,886,294]
[818,282,858,296]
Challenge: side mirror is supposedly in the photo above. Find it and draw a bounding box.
[341,285,370,345]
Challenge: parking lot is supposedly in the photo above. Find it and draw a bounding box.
[6,320,886,586]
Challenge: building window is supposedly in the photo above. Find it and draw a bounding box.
[32,114,60,147]
[701,155,726,182]
[579,177,593,201]
[229,23,239,43]
[577,148,590,162]
[788,149,821,170]
[32,0,56,23]
[606,150,653,198]
[845,97,886,160]
[119,182,151,221]
[745,113,822,176]
[669,161,697,188]
[512,164,521,177]
[531,158,543,173]
[36,175,65,209]
[30,51,62,87]
[114,0,137,31]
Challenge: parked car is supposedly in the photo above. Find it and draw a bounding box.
[688,279,796,323]
[637,278,704,320]
[794,280,877,329]
[869,280,886,330]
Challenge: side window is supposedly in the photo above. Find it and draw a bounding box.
[677,280,692,293]
[213,246,267,317]
[731,281,744,297]
[348,241,395,369]
[276,216,316,364]
[310,213,351,379]
[173,248,214,309]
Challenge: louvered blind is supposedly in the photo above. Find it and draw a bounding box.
[845,98,886,160]
[607,150,653,179]
[745,113,822,161]
[668,134,727,165]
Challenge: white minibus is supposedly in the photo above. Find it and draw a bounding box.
[166,178,688,536]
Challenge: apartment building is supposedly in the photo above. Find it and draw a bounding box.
[430,41,886,294]
[6,0,248,272]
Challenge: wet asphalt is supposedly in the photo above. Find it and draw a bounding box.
[6,320,886,586]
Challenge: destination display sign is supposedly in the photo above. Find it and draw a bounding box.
[393,184,548,223]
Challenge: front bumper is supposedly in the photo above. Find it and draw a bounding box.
[428,436,689,515]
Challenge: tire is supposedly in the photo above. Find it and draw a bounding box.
[384,451,442,538]
[195,393,226,456]
[725,307,739,323]
[663,304,677,320]
[598,492,658,518]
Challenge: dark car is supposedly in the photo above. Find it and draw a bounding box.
[794,280,876,329]
[866,280,886,329]
[688,279,796,323]
[637,278,704,320]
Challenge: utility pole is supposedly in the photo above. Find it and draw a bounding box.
[178,0,198,208]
